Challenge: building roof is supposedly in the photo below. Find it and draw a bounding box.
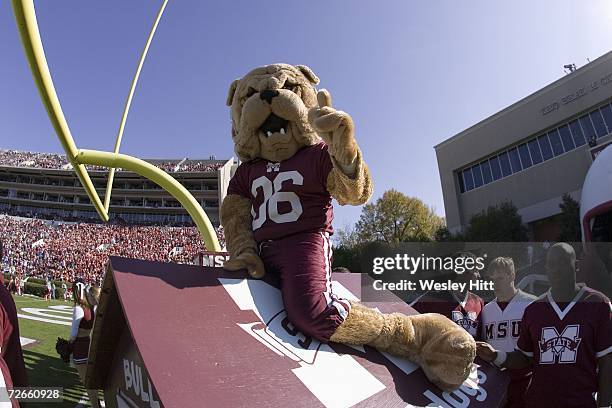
[434,50,612,151]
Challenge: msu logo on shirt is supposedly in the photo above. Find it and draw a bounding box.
[266,162,281,173]
[538,325,582,364]
[484,319,521,340]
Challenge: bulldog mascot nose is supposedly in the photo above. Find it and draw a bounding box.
[220,64,475,391]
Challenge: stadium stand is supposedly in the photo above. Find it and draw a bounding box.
[0,148,236,226]
[0,149,224,172]
[0,215,225,286]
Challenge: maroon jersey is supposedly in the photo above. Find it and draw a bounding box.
[227,142,334,242]
[0,302,18,407]
[0,284,26,387]
[410,290,484,339]
[516,286,612,408]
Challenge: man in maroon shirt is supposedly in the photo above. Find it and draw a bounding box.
[477,243,611,408]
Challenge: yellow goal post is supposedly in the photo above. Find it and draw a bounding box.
[11,0,221,252]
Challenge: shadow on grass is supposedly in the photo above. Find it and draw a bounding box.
[22,349,91,408]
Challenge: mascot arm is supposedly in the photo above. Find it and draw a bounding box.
[220,194,265,278]
[327,148,373,205]
[309,89,373,205]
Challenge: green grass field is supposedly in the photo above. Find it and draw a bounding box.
[13,295,102,408]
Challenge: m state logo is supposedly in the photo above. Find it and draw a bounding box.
[266,162,281,173]
[539,325,582,364]
[452,311,479,335]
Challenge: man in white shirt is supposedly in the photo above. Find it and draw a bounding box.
[481,257,536,408]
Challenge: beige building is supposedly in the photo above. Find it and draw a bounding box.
[436,51,612,240]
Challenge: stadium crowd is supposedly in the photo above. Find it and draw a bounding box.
[0,216,225,286]
[0,149,224,172]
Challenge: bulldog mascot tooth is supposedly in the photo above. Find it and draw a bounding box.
[220,64,475,391]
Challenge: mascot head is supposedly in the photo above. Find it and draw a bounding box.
[226,64,321,162]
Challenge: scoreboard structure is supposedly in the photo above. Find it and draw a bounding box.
[86,257,508,408]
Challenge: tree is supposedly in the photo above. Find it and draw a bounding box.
[354,190,444,244]
[464,201,528,242]
[334,225,361,248]
[434,225,465,242]
[331,245,362,272]
[558,193,581,242]
[332,225,363,271]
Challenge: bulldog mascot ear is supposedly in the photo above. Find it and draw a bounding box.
[226,78,240,141]
[226,79,239,107]
[220,64,475,391]
[295,65,319,85]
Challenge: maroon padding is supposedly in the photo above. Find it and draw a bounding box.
[90,257,508,407]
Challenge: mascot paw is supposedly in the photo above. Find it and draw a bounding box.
[414,314,476,392]
[331,304,475,392]
[223,251,266,279]
[308,89,358,167]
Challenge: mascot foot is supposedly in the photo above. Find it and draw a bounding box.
[330,302,475,391]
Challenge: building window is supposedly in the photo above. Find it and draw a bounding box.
[528,139,543,164]
[463,168,474,191]
[599,103,612,131]
[579,114,597,142]
[481,160,493,184]
[508,147,522,173]
[538,134,553,160]
[568,119,586,147]
[489,156,502,180]
[456,99,612,194]
[472,164,484,188]
[548,129,564,156]
[518,143,532,169]
[590,109,608,138]
[498,152,512,177]
[558,125,575,151]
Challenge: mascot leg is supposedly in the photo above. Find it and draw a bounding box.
[330,302,475,391]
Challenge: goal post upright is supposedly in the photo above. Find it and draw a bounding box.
[12,0,108,222]
[11,0,222,251]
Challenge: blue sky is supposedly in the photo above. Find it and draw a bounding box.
[1,1,612,228]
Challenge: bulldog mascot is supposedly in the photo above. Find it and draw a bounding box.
[221,64,475,391]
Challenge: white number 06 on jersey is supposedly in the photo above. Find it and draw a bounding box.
[251,171,304,229]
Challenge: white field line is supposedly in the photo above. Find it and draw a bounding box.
[48,305,74,312]
[16,313,71,326]
[20,308,72,321]
[19,337,36,347]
